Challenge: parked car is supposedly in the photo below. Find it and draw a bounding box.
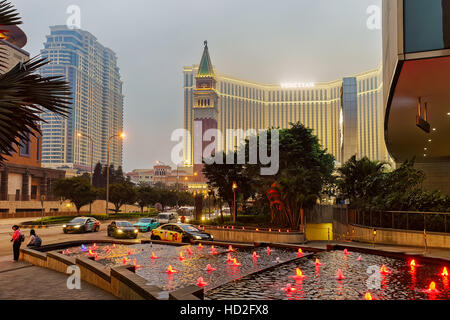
[133,218,160,232]
[63,217,100,234]
[107,221,139,239]
[157,212,177,224]
[151,223,213,243]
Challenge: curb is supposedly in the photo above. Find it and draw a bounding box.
[19,225,49,229]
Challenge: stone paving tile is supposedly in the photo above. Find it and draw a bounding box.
[0,266,117,300]
[0,260,31,273]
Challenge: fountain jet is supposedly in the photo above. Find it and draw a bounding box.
[166,265,178,274]
[197,277,208,287]
[336,269,346,280]
[206,264,216,272]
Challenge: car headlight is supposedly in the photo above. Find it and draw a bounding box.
[195,235,202,240]
[62,224,66,228]
[74,225,81,229]
[134,229,138,233]
[117,229,123,233]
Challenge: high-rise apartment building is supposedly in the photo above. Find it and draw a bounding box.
[184,43,389,173]
[40,25,124,171]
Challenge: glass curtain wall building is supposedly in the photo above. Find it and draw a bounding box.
[39,25,124,171]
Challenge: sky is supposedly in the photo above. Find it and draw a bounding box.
[12,0,382,172]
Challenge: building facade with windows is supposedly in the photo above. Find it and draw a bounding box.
[183,43,389,175]
[39,25,124,172]
[0,26,65,212]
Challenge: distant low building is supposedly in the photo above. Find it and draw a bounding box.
[126,161,192,190]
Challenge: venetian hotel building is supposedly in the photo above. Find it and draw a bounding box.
[183,43,389,173]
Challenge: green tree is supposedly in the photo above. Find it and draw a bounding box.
[92,162,104,188]
[249,124,335,229]
[108,182,137,214]
[203,151,253,223]
[135,184,158,212]
[337,155,387,211]
[0,2,71,162]
[53,176,97,214]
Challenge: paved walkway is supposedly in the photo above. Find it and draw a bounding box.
[0,259,117,300]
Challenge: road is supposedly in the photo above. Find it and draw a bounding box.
[0,217,150,260]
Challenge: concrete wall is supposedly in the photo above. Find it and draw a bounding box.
[0,199,144,215]
[20,247,173,300]
[204,227,305,244]
[333,220,450,249]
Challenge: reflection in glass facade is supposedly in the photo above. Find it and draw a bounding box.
[404,0,450,53]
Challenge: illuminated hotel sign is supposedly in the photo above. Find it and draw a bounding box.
[280,82,315,89]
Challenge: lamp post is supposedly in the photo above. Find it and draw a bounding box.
[77,132,94,213]
[106,132,125,216]
[232,181,237,223]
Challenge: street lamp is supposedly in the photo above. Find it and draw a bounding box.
[232,181,237,223]
[106,132,125,216]
[77,132,94,213]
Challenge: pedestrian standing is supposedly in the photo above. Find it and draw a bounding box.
[10,225,24,261]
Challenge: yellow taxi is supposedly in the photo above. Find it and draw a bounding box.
[150,223,213,243]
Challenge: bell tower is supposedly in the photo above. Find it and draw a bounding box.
[192,41,219,181]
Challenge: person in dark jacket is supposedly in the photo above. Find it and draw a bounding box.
[27,229,42,247]
[10,225,23,261]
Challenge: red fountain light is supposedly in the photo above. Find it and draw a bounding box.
[365,292,373,300]
[198,243,203,250]
[441,267,449,277]
[123,257,129,265]
[196,277,208,287]
[151,252,159,259]
[88,250,94,256]
[232,258,241,266]
[206,264,216,272]
[179,252,185,261]
[425,281,440,294]
[315,258,323,266]
[210,245,217,255]
[166,265,178,274]
[186,247,192,255]
[226,253,233,263]
[380,265,391,275]
[290,268,305,280]
[266,246,272,255]
[94,254,98,261]
[252,251,260,259]
[343,249,350,255]
[410,259,416,267]
[228,245,235,252]
[336,269,346,280]
[282,283,296,293]
[297,249,303,258]
[133,259,142,269]
[356,255,363,261]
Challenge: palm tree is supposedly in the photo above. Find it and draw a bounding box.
[0,1,71,161]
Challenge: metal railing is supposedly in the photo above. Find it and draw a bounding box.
[334,207,450,234]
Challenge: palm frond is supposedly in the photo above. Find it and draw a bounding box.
[0,56,71,161]
[0,0,22,25]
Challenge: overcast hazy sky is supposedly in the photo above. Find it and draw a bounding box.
[13,0,382,172]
